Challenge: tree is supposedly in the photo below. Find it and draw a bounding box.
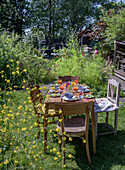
[0,0,30,35]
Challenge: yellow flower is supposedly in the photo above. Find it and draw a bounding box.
[16,67,19,70]
[68,154,72,158]
[54,157,58,160]
[69,137,72,141]
[12,72,15,75]
[51,87,55,90]
[16,70,19,74]
[10,60,13,62]
[56,128,60,132]
[15,161,18,164]
[58,140,61,144]
[23,69,27,72]
[22,86,25,89]
[16,61,19,64]
[4,160,9,165]
[53,148,57,152]
[63,165,66,168]
[6,65,10,68]
[71,82,76,86]
[21,128,26,131]
[34,122,38,126]
[63,137,66,141]
[83,139,86,143]
[14,85,17,88]
[59,109,62,114]
[43,86,46,90]
[7,80,10,83]
[23,80,26,83]
[49,130,52,133]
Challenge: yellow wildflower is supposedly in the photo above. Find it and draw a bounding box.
[43,86,46,90]
[56,128,60,132]
[4,160,9,165]
[16,70,19,74]
[68,154,72,158]
[12,72,15,75]
[7,80,10,83]
[6,65,9,68]
[53,148,57,152]
[23,69,27,72]
[21,128,26,131]
[69,137,72,141]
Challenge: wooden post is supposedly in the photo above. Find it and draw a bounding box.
[114,41,117,66]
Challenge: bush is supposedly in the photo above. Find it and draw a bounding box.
[54,35,111,97]
[0,28,56,87]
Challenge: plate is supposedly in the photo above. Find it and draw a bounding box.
[62,96,79,101]
[77,89,90,93]
[84,94,94,99]
[49,89,60,93]
[49,93,60,97]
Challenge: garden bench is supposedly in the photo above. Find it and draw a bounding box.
[114,41,125,81]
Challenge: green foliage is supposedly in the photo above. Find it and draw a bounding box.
[99,7,125,57]
[0,30,24,87]
[20,56,56,85]
[0,28,56,88]
[54,35,110,97]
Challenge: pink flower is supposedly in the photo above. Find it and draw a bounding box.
[63,55,65,58]
[56,55,58,57]
[56,65,58,67]
[95,50,98,54]
[82,53,84,56]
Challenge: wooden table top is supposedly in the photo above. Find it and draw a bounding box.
[44,86,95,104]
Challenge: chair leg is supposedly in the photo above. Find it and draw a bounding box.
[114,110,118,136]
[95,112,98,140]
[43,118,48,154]
[105,112,109,126]
[62,136,65,168]
[85,135,91,166]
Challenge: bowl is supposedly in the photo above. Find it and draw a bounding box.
[64,93,73,99]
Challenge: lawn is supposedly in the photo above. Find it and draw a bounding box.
[0,89,125,169]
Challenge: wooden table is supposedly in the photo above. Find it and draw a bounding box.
[44,87,96,155]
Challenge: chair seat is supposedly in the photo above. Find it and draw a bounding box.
[94,98,119,113]
[57,118,85,136]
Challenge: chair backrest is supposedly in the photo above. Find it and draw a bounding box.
[30,85,43,104]
[107,79,120,106]
[55,101,93,133]
[58,76,79,82]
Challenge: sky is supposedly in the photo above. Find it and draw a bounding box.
[116,0,125,2]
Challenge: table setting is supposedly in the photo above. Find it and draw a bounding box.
[48,79,94,102]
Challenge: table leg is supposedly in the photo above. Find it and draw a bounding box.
[43,104,48,154]
[91,105,96,155]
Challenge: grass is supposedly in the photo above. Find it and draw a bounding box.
[0,89,125,169]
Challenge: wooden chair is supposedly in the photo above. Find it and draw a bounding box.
[55,101,93,167]
[30,85,43,139]
[58,76,79,82]
[30,85,58,140]
[94,79,121,138]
